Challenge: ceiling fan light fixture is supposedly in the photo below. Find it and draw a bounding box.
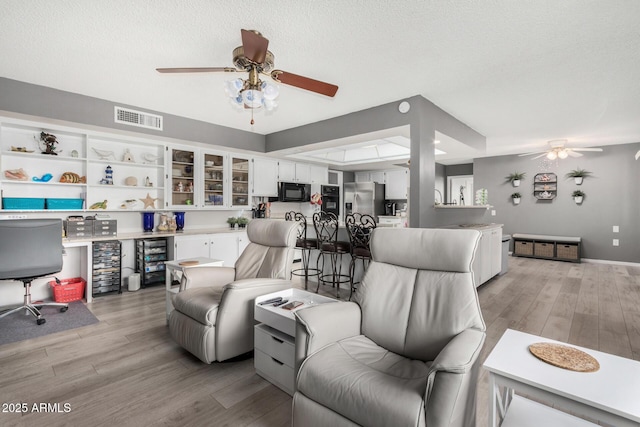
[558,149,569,159]
[261,81,279,100]
[547,151,558,160]
[242,89,263,108]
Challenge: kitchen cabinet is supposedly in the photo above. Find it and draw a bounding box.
[230,155,251,208]
[167,145,198,209]
[278,160,326,184]
[385,169,408,199]
[201,150,227,208]
[471,226,502,287]
[173,231,248,267]
[252,157,278,196]
[309,164,328,184]
[355,171,385,184]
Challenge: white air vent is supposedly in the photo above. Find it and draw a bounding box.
[114,107,163,131]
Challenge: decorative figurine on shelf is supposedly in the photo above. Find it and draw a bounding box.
[157,213,170,232]
[187,181,194,193]
[89,200,108,209]
[122,149,135,163]
[144,176,152,187]
[38,132,59,155]
[140,193,158,209]
[92,147,115,160]
[459,185,466,206]
[32,173,53,182]
[60,172,86,183]
[99,165,114,185]
[176,181,184,192]
[4,168,29,181]
[142,153,161,164]
[169,216,177,232]
[119,199,138,209]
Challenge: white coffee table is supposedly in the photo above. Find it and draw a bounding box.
[164,257,224,322]
[254,288,338,395]
[484,329,640,427]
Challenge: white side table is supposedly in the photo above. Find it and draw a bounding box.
[484,329,640,427]
[254,288,337,395]
[164,257,224,323]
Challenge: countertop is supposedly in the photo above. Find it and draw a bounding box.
[63,226,247,244]
[439,223,503,231]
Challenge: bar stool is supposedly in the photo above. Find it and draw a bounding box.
[345,213,376,300]
[285,211,320,289]
[313,211,351,298]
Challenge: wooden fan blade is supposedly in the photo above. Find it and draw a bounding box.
[156,67,237,73]
[271,70,339,97]
[241,29,269,64]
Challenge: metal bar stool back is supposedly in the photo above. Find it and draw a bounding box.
[285,211,319,288]
[313,211,351,298]
[345,213,376,300]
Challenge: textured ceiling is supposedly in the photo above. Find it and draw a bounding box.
[1,0,639,160]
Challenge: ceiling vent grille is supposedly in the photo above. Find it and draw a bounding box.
[114,107,163,131]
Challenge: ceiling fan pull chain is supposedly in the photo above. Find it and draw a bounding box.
[250,107,255,125]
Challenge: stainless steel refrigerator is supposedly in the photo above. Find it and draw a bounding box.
[343,182,385,219]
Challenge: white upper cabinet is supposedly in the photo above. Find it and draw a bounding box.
[167,145,198,209]
[229,155,251,208]
[309,164,328,184]
[385,169,408,199]
[201,150,228,209]
[370,171,386,184]
[294,163,310,183]
[355,172,370,183]
[355,171,385,184]
[252,157,278,197]
[278,160,296,182]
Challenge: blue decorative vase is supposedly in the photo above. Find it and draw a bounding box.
[142,212,155,232]
[174,212,185,231]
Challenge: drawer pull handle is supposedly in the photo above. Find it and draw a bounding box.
[271,357,284,366]
[271,336,284,344]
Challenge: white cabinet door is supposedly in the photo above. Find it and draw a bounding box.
[370,171,386,184]
[238,231,249,257]
[385,169,408,199]
[167,145,199,209]
[230,155,251,208]
[294,163,310,183]
[174,234,210,260]
[309,164,328,184]
[355,172,370,183]
[201,150,228,208]
[252,157,278,196]
[209,233,240,267]
[278,161,296,182]
[490,228,502,277]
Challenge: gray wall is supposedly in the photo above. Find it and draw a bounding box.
[0,77,265,152]
[474,143,640,262]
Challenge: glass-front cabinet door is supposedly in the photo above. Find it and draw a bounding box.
[167,146,197,209]
[202,150,227,208]
[230,155,251,208]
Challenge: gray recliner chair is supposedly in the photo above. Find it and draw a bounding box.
[293,227,486,427]
[169,219,298,364]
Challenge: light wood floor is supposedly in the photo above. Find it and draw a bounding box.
[1,257,639,427]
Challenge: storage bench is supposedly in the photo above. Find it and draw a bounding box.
[512,233,581,263]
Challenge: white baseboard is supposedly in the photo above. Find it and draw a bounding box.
[582,258,640,268]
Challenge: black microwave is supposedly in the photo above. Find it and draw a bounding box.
[279,182,311,202]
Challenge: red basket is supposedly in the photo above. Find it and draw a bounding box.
[49,277,86,303]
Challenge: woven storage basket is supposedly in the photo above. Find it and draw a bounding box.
[514,240,533,256]
[556,244,579,260]
[534,242,555,258]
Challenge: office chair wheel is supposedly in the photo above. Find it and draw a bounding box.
[60,307,68,312]
[37,318,46,325]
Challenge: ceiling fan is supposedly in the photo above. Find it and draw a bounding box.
[156,29,338,124]
[518,139,603,160]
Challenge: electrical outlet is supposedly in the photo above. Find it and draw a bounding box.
[613,239,619,247]
[491,210,496,216]
[613,225,619,233]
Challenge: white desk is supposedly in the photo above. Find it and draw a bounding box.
[164,257,223,322]
[484,329,640,427]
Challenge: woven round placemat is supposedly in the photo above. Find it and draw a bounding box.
[529,342,600,372]
[178,260,199,266]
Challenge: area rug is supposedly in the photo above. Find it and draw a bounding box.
[0,301,99,346]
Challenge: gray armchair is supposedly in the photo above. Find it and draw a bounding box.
[169,219,298,363]
[293,227,486,427]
